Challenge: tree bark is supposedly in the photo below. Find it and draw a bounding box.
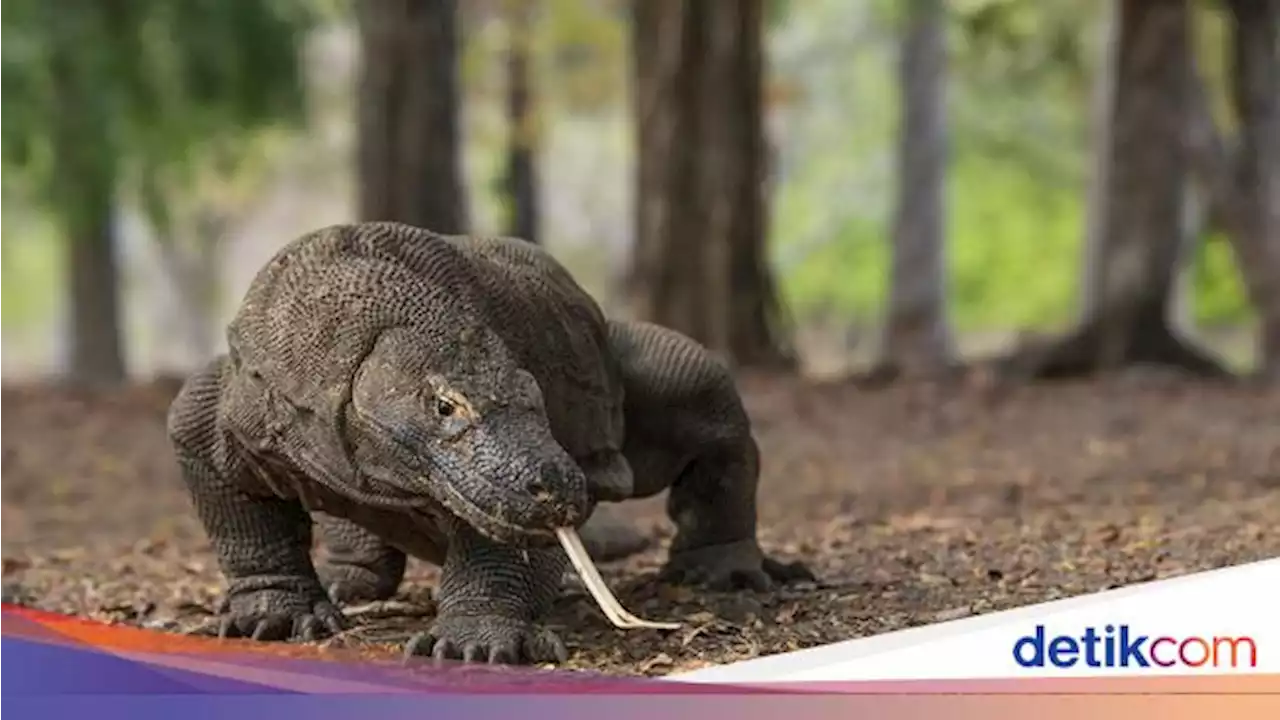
[356,0,467,233]
[879,0,954,378]
[1079,1,1119,325]
[1171,176,1206,334]
[1006,0,1229,380]
[1186,0,1280,382]
[629,0,792,369]
[503,0,540,244]
[51,22,127,385]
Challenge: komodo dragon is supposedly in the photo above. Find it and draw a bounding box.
[167,221,812,664]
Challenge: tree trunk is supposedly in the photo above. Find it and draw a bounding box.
[356,0,467,233]
[1079,1,1119,325]
[1171,176,1204,334]
[1007,0,1228,380]
[879,0,953,378]
[503,0,540,244]
[51,27,127,386]
[1228,0,1280,380]
[629,0,792,369]
[1187,0,1280,382]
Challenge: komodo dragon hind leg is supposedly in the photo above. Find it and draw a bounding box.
[315,512,407,604]
[606,320,815,591]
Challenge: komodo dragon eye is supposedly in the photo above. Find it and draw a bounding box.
[434,398,456,417]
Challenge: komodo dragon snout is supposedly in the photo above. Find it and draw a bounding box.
[347,327,591,547]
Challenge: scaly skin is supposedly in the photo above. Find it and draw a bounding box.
[607,320,813,589]
[310,319,813,596]
[169,356,345,641]
[168,221,811,666]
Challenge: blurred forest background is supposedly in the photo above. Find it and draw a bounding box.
[4,0,1274,386]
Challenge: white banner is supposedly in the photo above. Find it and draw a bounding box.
[671,558,1278,682]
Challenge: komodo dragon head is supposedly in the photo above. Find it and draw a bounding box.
[343,324,593,546]
[226,223,593,547]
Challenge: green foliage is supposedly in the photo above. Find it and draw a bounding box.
[779,216,888,323]
[2,0,321,336]
[2,0,318,222]
[0,0,1256,343]
[1191,233,1252,327]
[766,0,794,29]
[1,4,58,169]
[541,0,628,114]
[771,0,1088,331]
[770,0,1253,334]
[950,0,1092,81]
[457,0,628,116]
[776,150,1085,331]
[0,213,63,331]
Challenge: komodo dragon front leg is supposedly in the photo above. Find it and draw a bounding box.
[312,509,577,663]
[402,519,570,663]
[310,513,573,663]
[167,358,345,640]
[310,501,570,663]
[315,502,648,607]
[607,320,814,589]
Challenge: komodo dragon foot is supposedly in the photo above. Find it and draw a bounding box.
[660,538,814,592]
[404,615,569,665]
[216,582,346,641]
[403,523,570,665]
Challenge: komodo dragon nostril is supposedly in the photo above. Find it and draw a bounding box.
[527,463,561,501]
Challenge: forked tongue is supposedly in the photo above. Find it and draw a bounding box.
[555,528,680,630]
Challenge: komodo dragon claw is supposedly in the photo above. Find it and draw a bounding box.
[404,615,568,665]
[216,589,346,642]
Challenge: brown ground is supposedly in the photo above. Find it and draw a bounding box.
[3,371,1278,676]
